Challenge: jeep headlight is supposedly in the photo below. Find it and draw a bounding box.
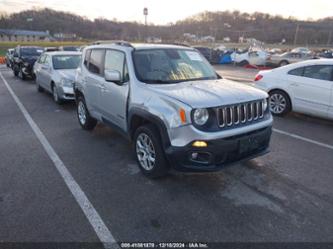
[193,108,209,126]
[263,99,268,111]
[60,78,74,87]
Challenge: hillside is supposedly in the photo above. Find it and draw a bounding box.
[0,8,332,45]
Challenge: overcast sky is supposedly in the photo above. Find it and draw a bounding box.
[1,0,332,24]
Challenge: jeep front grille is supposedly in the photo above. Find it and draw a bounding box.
[217,100,265,128]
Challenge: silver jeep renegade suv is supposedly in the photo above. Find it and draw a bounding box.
[74,42,273,178]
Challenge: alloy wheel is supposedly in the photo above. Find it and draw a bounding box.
[270,93,287,114]
[136,133,156,171]
[78,101,87,125]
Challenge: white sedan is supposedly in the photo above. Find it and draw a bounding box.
[253,59,333,120]
[34,51,81,104]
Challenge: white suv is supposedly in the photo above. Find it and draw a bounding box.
[74,42,273,178]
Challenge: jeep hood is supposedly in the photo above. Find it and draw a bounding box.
[146,79,268,109]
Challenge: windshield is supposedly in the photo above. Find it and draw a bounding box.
[52,55,81,70]
[21,47,43,56]
[133,49,218,84]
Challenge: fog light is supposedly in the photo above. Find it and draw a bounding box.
[192,141,208,147]
[191,152,198,160]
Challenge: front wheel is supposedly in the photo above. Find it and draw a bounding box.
[77,96,97,130]
[18,67,27,80]
[52,85,63,104]
[134,124,169,178]
[269,90,291,116]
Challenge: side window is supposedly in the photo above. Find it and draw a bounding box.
[104,50,128,81]
[84,49,91,67]
[303,65,333,81]
[44,55,50,65]
[88,49,105,75]
[288,67,304,76]
[38,54,45,64]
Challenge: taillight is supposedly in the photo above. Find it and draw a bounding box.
[254,74,263,81]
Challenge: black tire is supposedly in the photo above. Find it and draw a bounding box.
[13,66,19,77]
[37,83,44,92]
[18,66,27,81]
[52,84,63,105]
[76,96,97,130]
[269,90,291,116]
[279,60,289,67]
[134,124,169,178]
[36,77,44,92]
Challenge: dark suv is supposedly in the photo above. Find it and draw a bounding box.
[12,46,44,80]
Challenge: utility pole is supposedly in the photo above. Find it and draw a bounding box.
[327,30,332,46]
[293,23,300,46]
[143,7,148,42]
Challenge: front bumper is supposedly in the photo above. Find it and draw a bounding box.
[165,126,272,172]
[21,64,34,76]
[58,86,75,100]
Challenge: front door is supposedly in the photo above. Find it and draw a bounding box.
[100,49,129,131]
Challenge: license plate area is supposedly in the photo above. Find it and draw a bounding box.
[239,136,259,154]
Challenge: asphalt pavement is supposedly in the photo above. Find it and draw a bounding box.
[0,65,333,248]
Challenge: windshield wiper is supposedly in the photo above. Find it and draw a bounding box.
[143,79,173,84]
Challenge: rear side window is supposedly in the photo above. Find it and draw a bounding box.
[303,65,333,81]
[88,49,105,75]
[288,67,304,76]
[84,49,91,67]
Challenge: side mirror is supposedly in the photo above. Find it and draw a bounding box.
[104,69,122,84]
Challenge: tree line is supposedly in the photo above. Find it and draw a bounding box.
[0,8,332,45]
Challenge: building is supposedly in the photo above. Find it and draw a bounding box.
[53,33,78,41]
[0,29,51,42]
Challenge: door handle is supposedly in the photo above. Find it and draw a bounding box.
[99,84,107,92]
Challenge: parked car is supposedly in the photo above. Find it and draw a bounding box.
[5,48,14,68]
[59,46,80,52]
[74,42,273,178]
[12,46,44,80]
[232,49,269,66]
[318,50,333,59]
[34,51,81,104]
[267,52,316,67]
[193,46,213,62]
[44,47,59,52]
[291,47,312,54]
[253,59,333,120]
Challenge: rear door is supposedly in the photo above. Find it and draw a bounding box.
[288,65,333,118]
[100,49,129,131]
[84,49,105,117]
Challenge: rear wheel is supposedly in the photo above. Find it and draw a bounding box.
[269,90,291,116]
[279,60,289,67]
[134,124,169,178]
[77,96,97,130]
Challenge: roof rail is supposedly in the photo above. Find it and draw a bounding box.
[91,40,133,48]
